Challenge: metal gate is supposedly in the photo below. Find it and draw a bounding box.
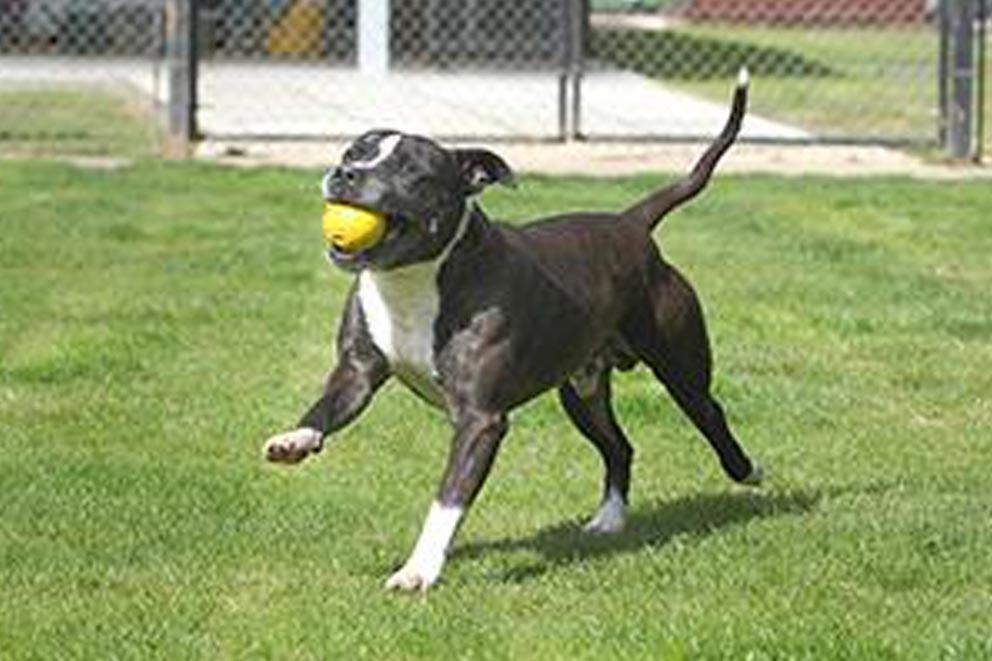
[186,0,575,142]
[161,0,989,156]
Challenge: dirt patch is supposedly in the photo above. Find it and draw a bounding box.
[197,139,992,180]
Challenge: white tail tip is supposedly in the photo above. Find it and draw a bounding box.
[737,67,750,88]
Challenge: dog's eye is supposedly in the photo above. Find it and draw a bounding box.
[396,159,422,177]
[410,176,439,197]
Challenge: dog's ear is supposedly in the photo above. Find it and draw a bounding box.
[453,149,516,194]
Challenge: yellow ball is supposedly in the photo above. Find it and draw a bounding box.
[322,203,387,253]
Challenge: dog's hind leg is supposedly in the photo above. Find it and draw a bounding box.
[660,374,762,486]
[624,261,762,486]
[558,367,634,534]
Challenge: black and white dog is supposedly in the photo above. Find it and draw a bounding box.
[263,71,762,591]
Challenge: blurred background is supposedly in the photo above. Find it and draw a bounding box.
[0,0,987,160]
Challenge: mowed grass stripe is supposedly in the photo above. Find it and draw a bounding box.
[1,161,990,659]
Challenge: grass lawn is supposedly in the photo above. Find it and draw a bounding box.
[0,87,158,159]
[673,25,937,142]
[591,23,992,152]
[1,160,991,659]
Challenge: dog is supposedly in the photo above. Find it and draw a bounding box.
[263,70,762,591]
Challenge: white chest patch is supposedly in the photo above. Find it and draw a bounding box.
[356,207,471,406]
[358,262,444,403]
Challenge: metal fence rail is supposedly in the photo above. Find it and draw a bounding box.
[0,0,988,159]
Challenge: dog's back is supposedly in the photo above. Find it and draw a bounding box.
[501,213,652,314]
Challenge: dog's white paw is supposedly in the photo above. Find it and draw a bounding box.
[584,490,626,535]
[263,427,322,464]
[385,560,441,592]
[385,501,461,593]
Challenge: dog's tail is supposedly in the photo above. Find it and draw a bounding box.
[623,68,748,231]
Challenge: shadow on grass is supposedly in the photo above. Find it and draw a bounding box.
[453,489,822,583]
[590,28,835,80]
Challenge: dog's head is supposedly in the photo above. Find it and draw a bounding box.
[321,130,514,272]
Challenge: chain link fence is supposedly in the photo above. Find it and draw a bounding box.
[0,0,166,156]
[191,0,572,141]
[0,0,988,157]
[582,0,938,143]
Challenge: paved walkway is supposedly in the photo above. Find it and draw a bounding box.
[195,64,807,140]
[1,56,806,140]
[0,56,163,97]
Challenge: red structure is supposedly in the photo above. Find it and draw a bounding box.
[685,0,928,24]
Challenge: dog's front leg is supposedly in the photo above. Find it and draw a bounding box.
[264,293,389,464]
[264,352,388,463]
[386,410,508,592]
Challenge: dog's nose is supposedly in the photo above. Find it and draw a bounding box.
[323,166,361,199]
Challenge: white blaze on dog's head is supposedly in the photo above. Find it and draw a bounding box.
[350,133,402,171]
[321,133,403,198]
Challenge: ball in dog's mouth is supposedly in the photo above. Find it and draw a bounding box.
[322,203,387,254]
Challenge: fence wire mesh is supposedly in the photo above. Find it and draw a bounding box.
[0,0,166,156]
[0,0,988,157]
[192,0,570,140]
[581,0,944,142]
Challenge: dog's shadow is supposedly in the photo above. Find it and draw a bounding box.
[453,488,823,583]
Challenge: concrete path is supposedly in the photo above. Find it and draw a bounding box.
[1,56,807,140]
[195,64,807,140]
[0,56,165,99]
[578,70,808,140]
[197,139,992,180]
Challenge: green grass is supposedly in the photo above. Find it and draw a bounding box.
[592,23,992,151]
[0,87,158,158]
[2,160,992,659]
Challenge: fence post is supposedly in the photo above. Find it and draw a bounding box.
[163,0,198,158]
[558,0,573,141]
[938,0,950,146]
[568,0,587,141]
[976,0,987,162]
[945,0,977,159]
[358,0,389,76]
